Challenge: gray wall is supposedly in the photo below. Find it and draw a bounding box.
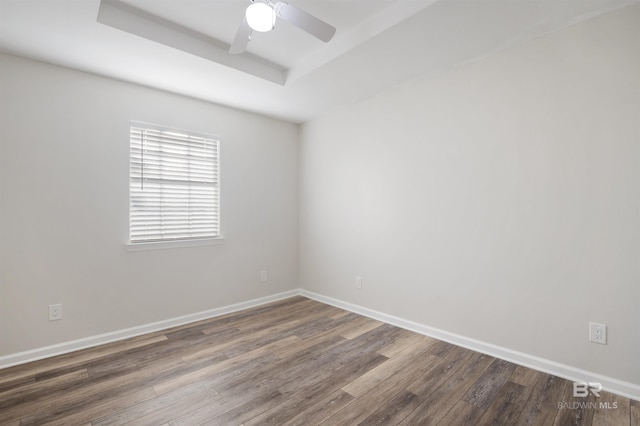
[0,54,299,355]
[299,5,639,385]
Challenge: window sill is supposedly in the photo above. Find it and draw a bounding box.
[126,237,225,252]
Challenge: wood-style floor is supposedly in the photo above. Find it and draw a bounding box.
[0,297,637,425]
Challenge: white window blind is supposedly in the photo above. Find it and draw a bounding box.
[129,123,220,243]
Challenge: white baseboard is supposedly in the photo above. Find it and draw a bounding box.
[1,288,638,402]
[0,290,298,370]
[299,289,640,402]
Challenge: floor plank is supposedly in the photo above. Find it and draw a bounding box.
[398,352,494,425]
[553,379,596,426]
[510,364,543,387]
[591,391,631,426]
[631,399,640,426]
[93,379,221,426]
[405,344,476,397]
[438,399,486,425]
[282,389,355,426]
[322,350,441,425]
[342,335,434,397]
[515,373,567,425]
[244,352,388,426]
[376,329,436,358]
[477,380,532,425]
[462,358,518,409]
[0,297,635,426]
[0,334,167,386]
[357,390,422,425]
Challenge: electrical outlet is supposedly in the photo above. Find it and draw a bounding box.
[589,322,607,345]
[260,270,268,283]
[49,304,62,321]
[355,276,362,289]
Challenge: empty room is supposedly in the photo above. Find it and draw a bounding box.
[0,0,638,424]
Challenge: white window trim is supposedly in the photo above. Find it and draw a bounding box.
[126,236,225,252]
[128,121,222,248]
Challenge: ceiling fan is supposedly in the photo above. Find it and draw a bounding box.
[229,0,336,54]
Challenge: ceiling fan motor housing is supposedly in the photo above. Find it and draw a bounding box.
[246,1,276,32]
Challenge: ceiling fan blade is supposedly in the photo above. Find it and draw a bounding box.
[274,1,336,42]
[229,16,253,54]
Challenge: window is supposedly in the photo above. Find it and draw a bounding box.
[129,122,220,245]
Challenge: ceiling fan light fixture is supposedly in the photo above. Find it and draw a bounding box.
[246,2,275,32]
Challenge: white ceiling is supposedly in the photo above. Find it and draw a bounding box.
[0,0,636,123]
